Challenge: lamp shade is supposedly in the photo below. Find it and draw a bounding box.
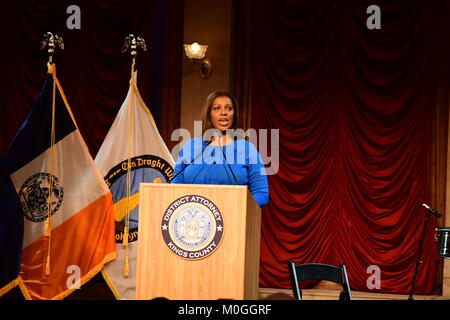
[184,42,208,60]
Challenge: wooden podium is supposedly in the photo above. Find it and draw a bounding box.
[136,183,261,300]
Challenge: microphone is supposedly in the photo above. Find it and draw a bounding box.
[219,137,238,185]
[171,140,212,182]
[422,203,442,218]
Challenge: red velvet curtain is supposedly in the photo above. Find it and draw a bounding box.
[0,0,183,157]
[240,0,443,294]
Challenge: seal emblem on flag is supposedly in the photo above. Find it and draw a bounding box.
[161,195,224,260]
[104,155,173,243]
[18,172,64,222]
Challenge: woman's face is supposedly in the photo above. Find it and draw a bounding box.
[210,96,234,131]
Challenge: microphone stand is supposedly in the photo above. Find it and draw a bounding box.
[408,211,431,300]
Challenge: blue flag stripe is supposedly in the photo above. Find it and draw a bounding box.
[4,74,77,175]
[0,158,23,289]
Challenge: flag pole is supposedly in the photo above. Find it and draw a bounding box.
[40,32,64,276]
[121,34,147,277]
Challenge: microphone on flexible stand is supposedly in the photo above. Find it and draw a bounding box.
[171,139,212,182]
[422,203,442,218]
[218,133,238,185]
[409,202,442,300]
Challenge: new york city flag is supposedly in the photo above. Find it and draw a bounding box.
[3,65,116,300]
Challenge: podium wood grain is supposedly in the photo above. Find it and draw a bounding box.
[136,183,261,300]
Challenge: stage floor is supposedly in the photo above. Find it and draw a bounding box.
[259,287,450,300]
[2,273,449,300]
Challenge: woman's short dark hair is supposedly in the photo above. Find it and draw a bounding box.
[201,90,240,133]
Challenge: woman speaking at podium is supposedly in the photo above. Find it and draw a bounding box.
[171,90,269,207]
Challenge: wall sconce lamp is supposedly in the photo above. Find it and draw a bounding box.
[184,42,213,79]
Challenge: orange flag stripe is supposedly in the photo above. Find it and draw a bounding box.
[20,192,116,300]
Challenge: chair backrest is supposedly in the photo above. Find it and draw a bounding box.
[288,261,352,300]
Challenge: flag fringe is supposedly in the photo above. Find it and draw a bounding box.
[17,276,32,300]
[0,278,18,297]
[101,269,121,300]
[129,80,157,126]
[49,251,117,300]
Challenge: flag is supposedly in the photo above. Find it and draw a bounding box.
[95,72,174,300]
[0,158,24,297]
[3,64,116,300]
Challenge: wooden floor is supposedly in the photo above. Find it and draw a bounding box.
[259,287,450,300]
[2,274,449,300]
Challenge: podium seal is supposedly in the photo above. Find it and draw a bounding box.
[161,195,224,260]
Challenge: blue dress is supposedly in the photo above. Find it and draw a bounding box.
[171,137,269,207]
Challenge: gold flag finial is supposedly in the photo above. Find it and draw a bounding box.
[40,32,64,63]
[122,34,147,77]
